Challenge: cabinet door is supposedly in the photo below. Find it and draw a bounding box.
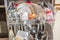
[0,8,6,21]
[0,0,4,5]
[0,0,8,38]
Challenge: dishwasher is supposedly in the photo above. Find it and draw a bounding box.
[4,0,56,40]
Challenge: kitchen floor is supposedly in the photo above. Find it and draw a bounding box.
[0,38,8,40]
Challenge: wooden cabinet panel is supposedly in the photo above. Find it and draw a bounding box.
[0,0,8,38]
[0,8,6,21]
[0,0,4,5]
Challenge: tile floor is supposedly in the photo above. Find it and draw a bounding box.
[0,38,8,40]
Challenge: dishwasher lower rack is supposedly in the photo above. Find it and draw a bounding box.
[8,23,53,40]
[4,0,55,40]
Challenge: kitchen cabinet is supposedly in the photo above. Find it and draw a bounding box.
[0,0,8,38]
